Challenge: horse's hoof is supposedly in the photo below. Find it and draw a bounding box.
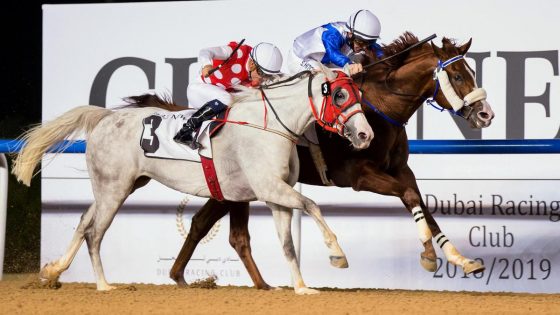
[257,283,280,291]
[329,255,349,268]
[36,277,62,289]
[39,263,60,282]
[173,277,188,288]
[97,284,117,291]
[295,287,320,295]
[463,260,485,274]
[420,255,437,272]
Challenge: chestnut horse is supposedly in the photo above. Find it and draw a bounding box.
[136,33,495,290]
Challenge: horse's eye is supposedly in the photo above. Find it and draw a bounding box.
[333,89,349,106]
[454,74,463,82]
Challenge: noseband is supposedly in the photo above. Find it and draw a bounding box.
[308,71,363,135]
[427,55,487,119]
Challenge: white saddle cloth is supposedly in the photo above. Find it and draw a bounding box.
[140,110,213,161]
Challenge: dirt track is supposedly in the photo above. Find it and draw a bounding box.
[1,274,559,314]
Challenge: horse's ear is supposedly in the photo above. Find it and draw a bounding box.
[458,38,472,55]
[322,64,337,80]
[431,41,444,59]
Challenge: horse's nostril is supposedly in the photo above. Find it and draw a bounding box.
[478,112,490,120]
[358,132,368,140]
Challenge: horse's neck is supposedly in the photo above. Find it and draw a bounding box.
[365,51,436,123]
[229,81,315,137]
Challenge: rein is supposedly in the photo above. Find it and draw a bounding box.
[211,70,362,142]
[261,70,312,89]
[210,116,299,143]
[259,87,300,139]
[208,72,314,143]
[362,33,437,70]
[357,34,438,126]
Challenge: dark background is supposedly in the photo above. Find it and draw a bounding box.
[0,0,176,273]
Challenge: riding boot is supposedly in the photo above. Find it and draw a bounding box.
[173,99,228,149]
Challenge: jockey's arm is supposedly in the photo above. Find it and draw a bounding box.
[321,29,363,76]
[321,32,351,68]
[198,45,234,75]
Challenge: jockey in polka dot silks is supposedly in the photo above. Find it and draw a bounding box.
[174,41,283,149]
[288,9,383,76]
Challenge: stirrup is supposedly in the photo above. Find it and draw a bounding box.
[187,141,201,150]
[173,131,193,145]
[173,132,201,150]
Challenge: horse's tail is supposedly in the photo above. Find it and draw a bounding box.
[12,106,112,186]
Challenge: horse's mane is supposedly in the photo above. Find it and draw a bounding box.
[121,93,186,111]
[379,31,421,69]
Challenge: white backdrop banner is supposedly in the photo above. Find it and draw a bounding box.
[42,0,560,293]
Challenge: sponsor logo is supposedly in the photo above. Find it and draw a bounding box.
[175,195,221,244]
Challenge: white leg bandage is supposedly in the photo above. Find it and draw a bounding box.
[434,232,450,249]
[412,206,431,243]
[434,232,466,266]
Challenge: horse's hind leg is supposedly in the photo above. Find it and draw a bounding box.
[39,176,142,285]
[39,203,96,284]
[229,201,274,290]
[171,199,274,289]
[84,182,132,291]
[170,198,230,286]
[267,202,318,295]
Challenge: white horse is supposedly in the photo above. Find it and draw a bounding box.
[13,69,373,295]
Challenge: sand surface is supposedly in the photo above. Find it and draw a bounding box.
[1,274,559,314]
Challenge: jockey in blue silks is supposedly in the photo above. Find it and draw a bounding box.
[288,9,383,76]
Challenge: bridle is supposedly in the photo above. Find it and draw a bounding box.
[259,70,364,137]
[426,55,487,119]
[307,70,363,136]
[360,34,487,125]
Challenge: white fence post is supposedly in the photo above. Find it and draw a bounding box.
[0,153,8,280]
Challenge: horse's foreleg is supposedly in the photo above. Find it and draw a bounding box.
[229,202,274,290]
[254,178,345,294]
[260,182,347,271]
[396,166,485,275]
[352,162,439,271]
[170,198,229,286]
[301,200,348,269]
[39,203,96,284]
[267,202,318,295]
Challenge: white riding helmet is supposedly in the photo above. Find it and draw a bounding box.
[250,42,283,74]
[346,9,381,42]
